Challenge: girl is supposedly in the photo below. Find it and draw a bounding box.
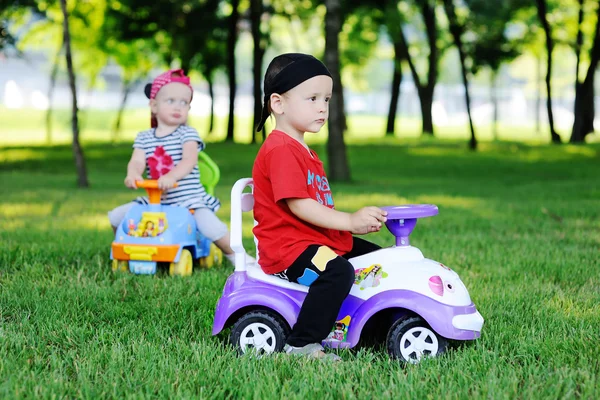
[252,54,387,360]
[108,69,252,266]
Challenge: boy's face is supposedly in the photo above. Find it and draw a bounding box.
[277,75,332,135]
[150,82,193,128]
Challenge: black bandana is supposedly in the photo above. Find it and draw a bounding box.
[256,53,332,132]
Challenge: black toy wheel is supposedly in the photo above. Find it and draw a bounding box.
[386,316,448,364]
[230,311,290,355]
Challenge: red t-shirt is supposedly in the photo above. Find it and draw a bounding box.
[252,130,353,274]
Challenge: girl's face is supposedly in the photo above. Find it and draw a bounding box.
[150,82,193,128]
[273,75,332,137]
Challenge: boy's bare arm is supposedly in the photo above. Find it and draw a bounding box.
[286,198,387,235]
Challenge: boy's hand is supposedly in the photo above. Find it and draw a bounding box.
[157,174,177,190]
[349,207,388,235]
[124,174,143,189]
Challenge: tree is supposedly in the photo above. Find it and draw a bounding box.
[190,31,227,136]
[325,0,350,182]
[465,0,528,140]
[2,1,60,143]
[225,0,240,142]
[101,39,155,141]
[442,0,477,150]
[571,0,600,142]
[0,0,36,51]
[60,0,88,187]
[398,0,443,136]
[106,0,227,136]
[46,42,63,144]
[382,4,405,136]
[535,0,562,143]
[250,0,268,143]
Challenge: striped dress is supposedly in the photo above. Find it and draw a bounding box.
[133,125,220,211]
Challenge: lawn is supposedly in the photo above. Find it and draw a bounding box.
[0,105,586,146]
[0,139,599,398]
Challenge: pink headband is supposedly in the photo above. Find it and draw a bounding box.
[148,69,193,99]
[146,69,193,127]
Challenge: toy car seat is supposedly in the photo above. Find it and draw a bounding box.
[229,178,309,293]
[198,152,220,196]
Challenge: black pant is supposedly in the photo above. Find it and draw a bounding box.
[280,237,381,347]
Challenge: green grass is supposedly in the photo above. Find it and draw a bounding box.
[2,105,594,146]
[1,140,599,398]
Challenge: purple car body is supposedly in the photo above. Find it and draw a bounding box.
[213,178,484,362]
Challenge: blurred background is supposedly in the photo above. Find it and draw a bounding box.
[1,1,599,154]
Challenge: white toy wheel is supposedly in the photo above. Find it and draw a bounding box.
[386,316,448,364]
[230,311,289,355]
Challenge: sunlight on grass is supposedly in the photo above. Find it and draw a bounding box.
[1,202,53,218]
[563,145,598,157]
[1,106,586,147]
[334,193,410,209]
[546,292,600,320]
[406,146,464,157]
[0,148,43,162]
[3,219,25,230]
[415,195,484,210]
[68,214,112,230]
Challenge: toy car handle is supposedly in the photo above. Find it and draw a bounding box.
[380,205,438,247]
[135,180,178,204]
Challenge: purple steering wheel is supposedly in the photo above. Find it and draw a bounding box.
[380,205,438,247]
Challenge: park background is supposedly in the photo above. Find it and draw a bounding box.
[1,0,599,398]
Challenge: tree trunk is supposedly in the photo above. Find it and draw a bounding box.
[226,0,240,142]
[443,0,477,150]
[46,43,63,145]
[571,1,600,142]
[491,69,498,140]
[418,86,435,135]
[386,40,403,136]
[324,0,350,182]
[458,47,477,150]
[536,53,542,134]
[398,8,438,137]
[575,0,584,86]
[421,0,438,136]
[571,82,595,142]
[251,0,265,143]
[536,0,561,143]
[112,80,133,143]
[207,75,215,134]
[60,0,88,188]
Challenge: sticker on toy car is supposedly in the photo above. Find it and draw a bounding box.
[354,264,388,290]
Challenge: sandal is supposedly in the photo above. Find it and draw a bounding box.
[283,343,342,362]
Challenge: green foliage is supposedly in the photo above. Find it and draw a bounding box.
[1,141,599,397]
[106,0,226,76]
[14,0,110,87]
[339,9,381,92]
[464,0,531,73]
[0,0,37,50]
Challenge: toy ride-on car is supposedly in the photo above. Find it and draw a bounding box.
[212,178,484,363]
[110,179,222,276]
